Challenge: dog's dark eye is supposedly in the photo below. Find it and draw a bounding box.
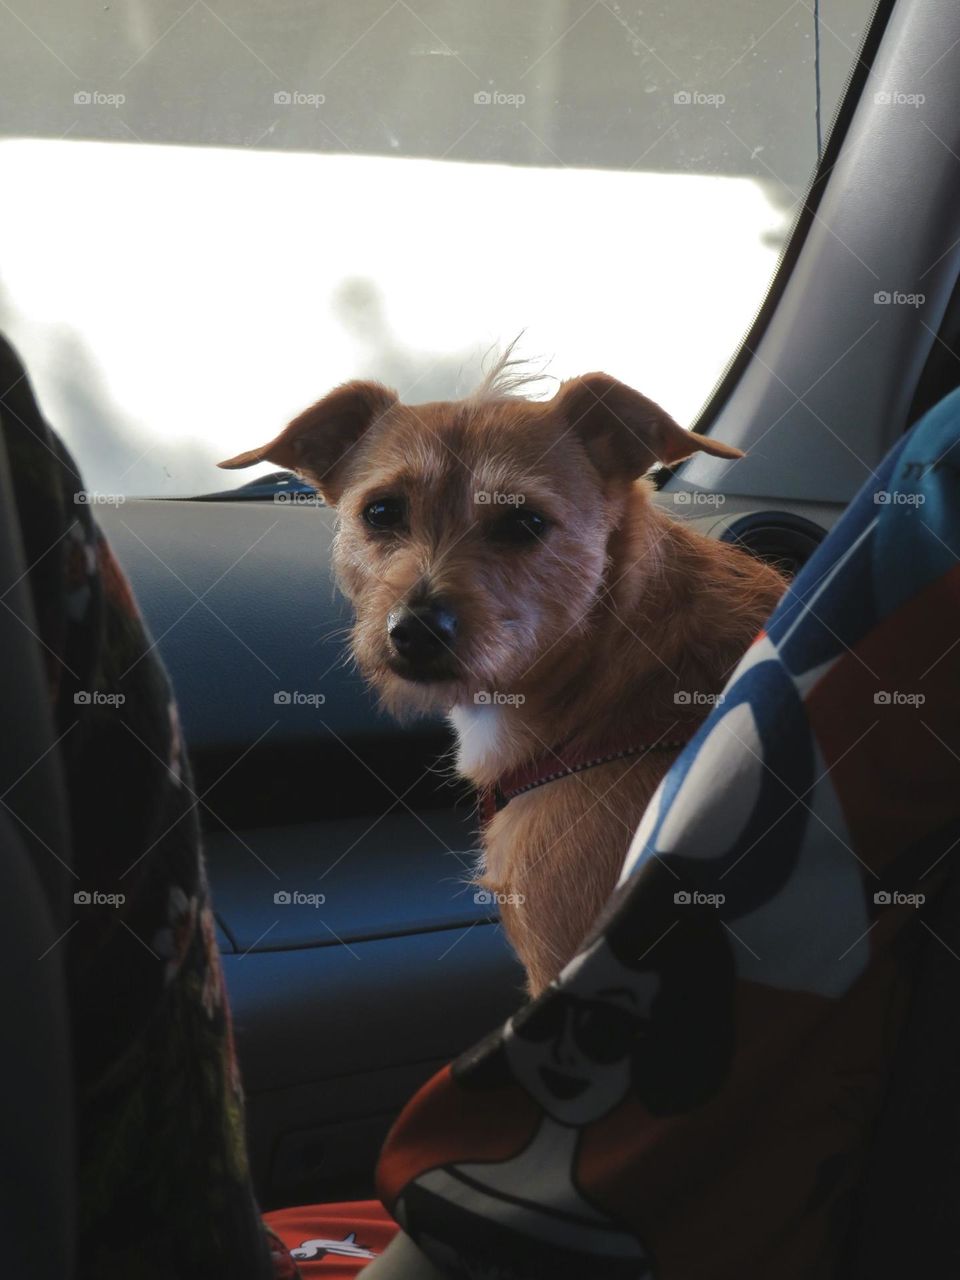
[363,497,405,532]
[490,509,549,546]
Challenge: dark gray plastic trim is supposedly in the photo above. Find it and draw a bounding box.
[675,0,960,502]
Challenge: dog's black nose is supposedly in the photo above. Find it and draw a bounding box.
[387,601,458,668]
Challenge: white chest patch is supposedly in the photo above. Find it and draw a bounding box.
[448,703,506,780]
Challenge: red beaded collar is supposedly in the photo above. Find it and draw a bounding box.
[478,721,698,828]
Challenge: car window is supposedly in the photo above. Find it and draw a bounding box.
[0,0,878,498]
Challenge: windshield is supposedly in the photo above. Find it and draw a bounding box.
[0,0,877,498]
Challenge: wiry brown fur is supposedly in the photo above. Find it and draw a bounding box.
[474,509,784,993]
[220,367,786,995]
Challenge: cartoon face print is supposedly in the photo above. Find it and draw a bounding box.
[505,939,660,1126]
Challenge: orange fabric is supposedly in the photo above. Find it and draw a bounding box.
[376,1062,539,1203]
[264,1201,399,1277]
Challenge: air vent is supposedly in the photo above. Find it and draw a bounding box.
[720,511,826,578]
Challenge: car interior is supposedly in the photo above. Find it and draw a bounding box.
[4,0,960,1273]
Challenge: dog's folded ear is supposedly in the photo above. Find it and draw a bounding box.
[217,380,398,503]
[555,372,742,480]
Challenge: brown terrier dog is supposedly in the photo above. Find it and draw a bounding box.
[219,362,785,995]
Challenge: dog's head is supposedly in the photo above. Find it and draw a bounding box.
[218,374,741,718]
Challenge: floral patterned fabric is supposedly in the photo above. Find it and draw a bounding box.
[0,334,299,1280]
